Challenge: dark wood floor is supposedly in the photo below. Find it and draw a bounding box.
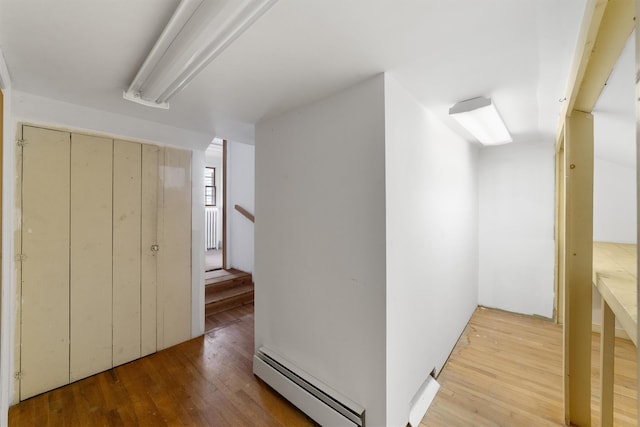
[9,303,315,426]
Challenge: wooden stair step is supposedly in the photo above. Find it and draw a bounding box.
[205,268,251,286]
[206,275,252,295]
[205,289,254,316]
[205,282,254,305]
[205,267,245,280]
[205,268,254,315]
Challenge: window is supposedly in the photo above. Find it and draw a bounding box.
[205,167,216,206]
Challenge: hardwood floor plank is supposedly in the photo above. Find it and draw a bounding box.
[13,305,631,426]
[9,304,315,427]
[422,307,637,426]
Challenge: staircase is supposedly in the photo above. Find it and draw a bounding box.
[205,268,254,315]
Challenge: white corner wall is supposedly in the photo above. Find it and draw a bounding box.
[191,149,205,337]
[384,75,479,426]
[255,75,387,426]
[478,142,555,318]
[226,140,255,273]
[0,60,14,427]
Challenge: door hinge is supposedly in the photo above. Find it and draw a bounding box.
[14,371,23,380]
[16,139,26,147]
[15,254,27,262]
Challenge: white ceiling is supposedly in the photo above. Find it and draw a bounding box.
[0,0,588,145]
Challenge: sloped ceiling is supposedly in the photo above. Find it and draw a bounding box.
[0,0,586,145]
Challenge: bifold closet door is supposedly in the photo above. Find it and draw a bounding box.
[141,144,159,356]
[20,126,70,400]
[157,147,192,349]
[70,134,113,382]
[19,129,181,400]
[113,140,142,366]
[113,141,159,364]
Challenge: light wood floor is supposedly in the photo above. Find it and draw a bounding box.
[9,306,637,426]
[421,307,637,426]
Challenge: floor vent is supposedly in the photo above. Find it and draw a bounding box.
[253,346,365,427]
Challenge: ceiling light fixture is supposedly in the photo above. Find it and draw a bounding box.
[124,0,278,109]
[449,97,512,145]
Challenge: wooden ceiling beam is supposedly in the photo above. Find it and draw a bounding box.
[555,0,635,151]
[574,0,635,111]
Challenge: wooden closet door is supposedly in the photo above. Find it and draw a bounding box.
[18,127,190,399]
[113,140,142,366]
[70,134,113,381]
[20,126,70,400]
[157,147,192,349]
[141,144,159,356]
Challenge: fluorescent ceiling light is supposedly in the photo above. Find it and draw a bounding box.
[449,97,512,145]
[124,0,278,109]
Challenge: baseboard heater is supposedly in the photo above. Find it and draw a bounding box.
[408,371,440,427]
[253,347,366,426]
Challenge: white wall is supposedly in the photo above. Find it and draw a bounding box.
[0,50,14,427]
[592,43,636,245]
[593,156,636,243]
[226,141,255,273]
[191,150,205,338]
[384,75,479,425]
[478,142,555,318]
[255,75,387,425]
[12,91,211,151]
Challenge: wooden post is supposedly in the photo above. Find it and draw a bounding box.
[635,0,640,419]
[600,299,615,427]
[556,140,566,324]
[0,89,3,270]
[563,111,593,426]
[554,1,634,423]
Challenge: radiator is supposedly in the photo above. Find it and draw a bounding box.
[253,347,365,427]
[205,207,218,250]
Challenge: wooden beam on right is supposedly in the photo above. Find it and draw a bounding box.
[556,139,566,324]
[635,0,640,420]
[563,111,594,426]
[600,299,615,427]
[574,0,635,112]
[555,0,635,150]
[555,0,607,150]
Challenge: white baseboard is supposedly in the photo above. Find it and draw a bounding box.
[408,374,440,427]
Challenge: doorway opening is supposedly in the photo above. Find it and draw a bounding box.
[204,139,224,271]
[203,139,254,327]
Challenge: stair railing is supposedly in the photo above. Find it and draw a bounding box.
[234,204,255,223]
